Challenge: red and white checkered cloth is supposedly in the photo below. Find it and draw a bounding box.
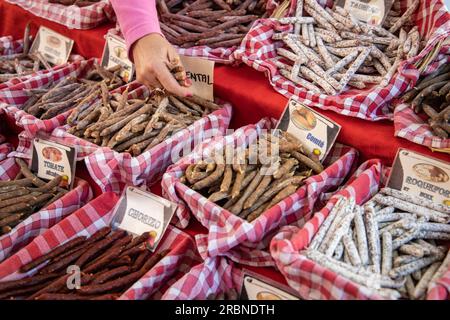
[0,156,93,262]
[235,0,450,121]
[5,0,115,30]
[0,58,96,137]
[0,127,13,161]
[394,101,450,150]
[162,118,360,267]
[269,159,447,300]
[0,191,202,300]
[162,256,243,300]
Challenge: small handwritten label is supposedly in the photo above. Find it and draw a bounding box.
[387,149,450,206]
[29,26,74,65]
[337,0,390,25]
[111,186,176,251]
[31,138,77,189]
[180,55,214,101]
[277,98,341,161]
[101,34,135,82]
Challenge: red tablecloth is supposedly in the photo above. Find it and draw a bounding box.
[0,0,448,293]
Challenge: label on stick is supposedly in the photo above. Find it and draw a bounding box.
[180,55,214,101]
[240,271,300,300]
[336,0,393,26]
[111,186,177,251]
[276,98,341,162]
[31,138,77,189]
[387,149,450,206]
[101,33,134,82]
[29,26,74,66]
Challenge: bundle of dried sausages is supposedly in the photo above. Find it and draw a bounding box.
[22,64,124,120]
[156,0,268,49]
[0,159,67,236]
[271,0,422,94]
[181,130,322,221]
[0,228,170,300]
[0,25,51,83]
[66,87,221,156]
[48,0,101,7]
[304,188,450,299]
[400,64,450,138]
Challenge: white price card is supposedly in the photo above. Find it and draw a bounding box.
[240,271,300,300]
[336,0,392,26]
[31,137,77,189]
[387,149,450,206]
[180,55,214,101]
[101,33,135,82]
[277,98,341,162]
[29,26,74,66]
[111,186,177,251]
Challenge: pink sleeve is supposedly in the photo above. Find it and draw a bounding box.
[110,0,162,60]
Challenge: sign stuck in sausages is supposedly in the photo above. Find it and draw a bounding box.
[277,98,341,162]
[180,55,214,101]
[29,26,74,66]
[101,33,135,82]
[387,149,450,206]
[111,186,177,251]
[31,137,77,189]
[240,271,300,300]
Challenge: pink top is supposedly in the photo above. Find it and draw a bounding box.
[110,0,162,60]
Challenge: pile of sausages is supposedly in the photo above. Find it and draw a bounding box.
[181,130,323,221]
[22,64,124,120]
[66,86,221,156]
[206,288,239,300]
[156,0,267,49]
[401,64,450,138]
[48,0,101,7]
[0,228,169,300]
[271,0,422,94]
[0,159,67,236]
[304,188,450,299]
[0,24,52,83]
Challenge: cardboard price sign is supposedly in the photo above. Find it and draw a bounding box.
[277,98,341,162]
[111,186,177,251]
[180,55,214,101]
[101,33,135,82]
[387,149,450,206]
[30,26,74,66]
[240,271,300,300]
[31,138,77,189]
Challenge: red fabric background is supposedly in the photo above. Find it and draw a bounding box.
[0,0,448,292]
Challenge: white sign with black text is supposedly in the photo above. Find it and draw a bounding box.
[30,26,74,66]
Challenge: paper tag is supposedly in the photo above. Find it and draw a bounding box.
[180,55,214,101]
[29,26,74,66]
[101,34,135,82]
[111,186,177,251]
[336,0,393,25]
[277,98,341,161]
[31,138,77,189]
[387,149,450,206]
[240,272,300,300]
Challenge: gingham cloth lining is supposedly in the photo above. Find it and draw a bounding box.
[234,0,450,121]
[0,157,93,262]
[394,101,450,150]
[162,256,243,300]
[270,159,449,300]
[0,191,202,300]
[5,0,115,30]
[0,58,97,136]
[0,130,13,161]
[162,117,360,265]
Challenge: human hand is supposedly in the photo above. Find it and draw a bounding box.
[132,33,192,97]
